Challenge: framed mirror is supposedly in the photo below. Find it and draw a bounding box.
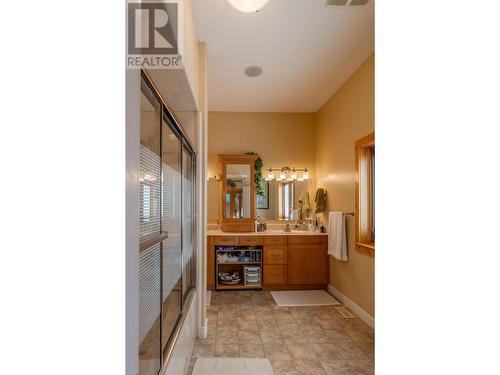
[225,164,251,218]
[256,179,312,221]
[219,154,257,232]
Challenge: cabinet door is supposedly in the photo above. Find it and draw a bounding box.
[288,245,326,285]
[264,265,287,285]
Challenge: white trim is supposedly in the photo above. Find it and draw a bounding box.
[327,284,374,329]
[199,317,208,338]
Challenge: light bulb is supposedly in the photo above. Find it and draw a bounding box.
[303,169,309,180]
[291,169,297,180]
[227,0,270,13]
[267,169,274,180]
[279,170,286,180]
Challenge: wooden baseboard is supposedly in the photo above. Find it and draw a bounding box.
[327,284,374,329]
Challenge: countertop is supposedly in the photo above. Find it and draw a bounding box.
[206,229,328,236]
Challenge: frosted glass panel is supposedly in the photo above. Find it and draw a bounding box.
[161,122,182,352]
[139,83,161,375]
[140,145,161,242]
[139,244,161,342]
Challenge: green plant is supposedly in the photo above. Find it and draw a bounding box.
[246,152,265,198]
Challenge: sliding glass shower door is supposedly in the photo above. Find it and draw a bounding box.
[138,72,197,375]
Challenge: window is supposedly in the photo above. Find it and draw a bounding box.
[279,181,294,219]
[355,132,375,256]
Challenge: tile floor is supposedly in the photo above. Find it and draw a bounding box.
[188,290,374,375]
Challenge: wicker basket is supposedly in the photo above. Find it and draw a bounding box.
[219,278,241,285]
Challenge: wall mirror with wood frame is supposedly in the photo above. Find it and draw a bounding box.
[219,154,257,232]
[225,164,251,219]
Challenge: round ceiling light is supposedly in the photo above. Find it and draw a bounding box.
[244,66,263,77]
[227,0,270,13]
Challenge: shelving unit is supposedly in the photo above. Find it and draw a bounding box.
[216,246,262,290]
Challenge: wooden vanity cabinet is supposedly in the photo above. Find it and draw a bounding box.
[207,234,328,290]
[287,236,328,286]
[207,236,215,290]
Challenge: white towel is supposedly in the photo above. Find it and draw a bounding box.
[328,211,348,261]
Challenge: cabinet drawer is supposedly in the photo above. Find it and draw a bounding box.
[239,236,263,246]
[263,236,286,245]
[214,236,238,245]
[264,246,286,264]
[264,265,286,285]
[287,235,327,245]
[221,222,254,232]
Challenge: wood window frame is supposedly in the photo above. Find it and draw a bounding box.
[355,132,375,257]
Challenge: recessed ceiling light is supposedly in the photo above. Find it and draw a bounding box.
[244,66,263,77]
[227,0,270,13]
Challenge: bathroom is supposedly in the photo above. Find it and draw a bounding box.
[6,0,500,375]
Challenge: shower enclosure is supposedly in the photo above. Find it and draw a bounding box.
[138,71,196,375]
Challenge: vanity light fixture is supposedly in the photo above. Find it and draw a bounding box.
[264,166,310,182]
[227,0,270,13]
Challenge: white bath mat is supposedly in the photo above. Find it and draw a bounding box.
[271,290,340,307]
[206,291,211,305]
[192,357,273,375]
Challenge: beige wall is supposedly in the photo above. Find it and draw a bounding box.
[208,112,316,177]
[315,54,375,317]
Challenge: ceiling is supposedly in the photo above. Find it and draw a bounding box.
[192,0,374,113]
